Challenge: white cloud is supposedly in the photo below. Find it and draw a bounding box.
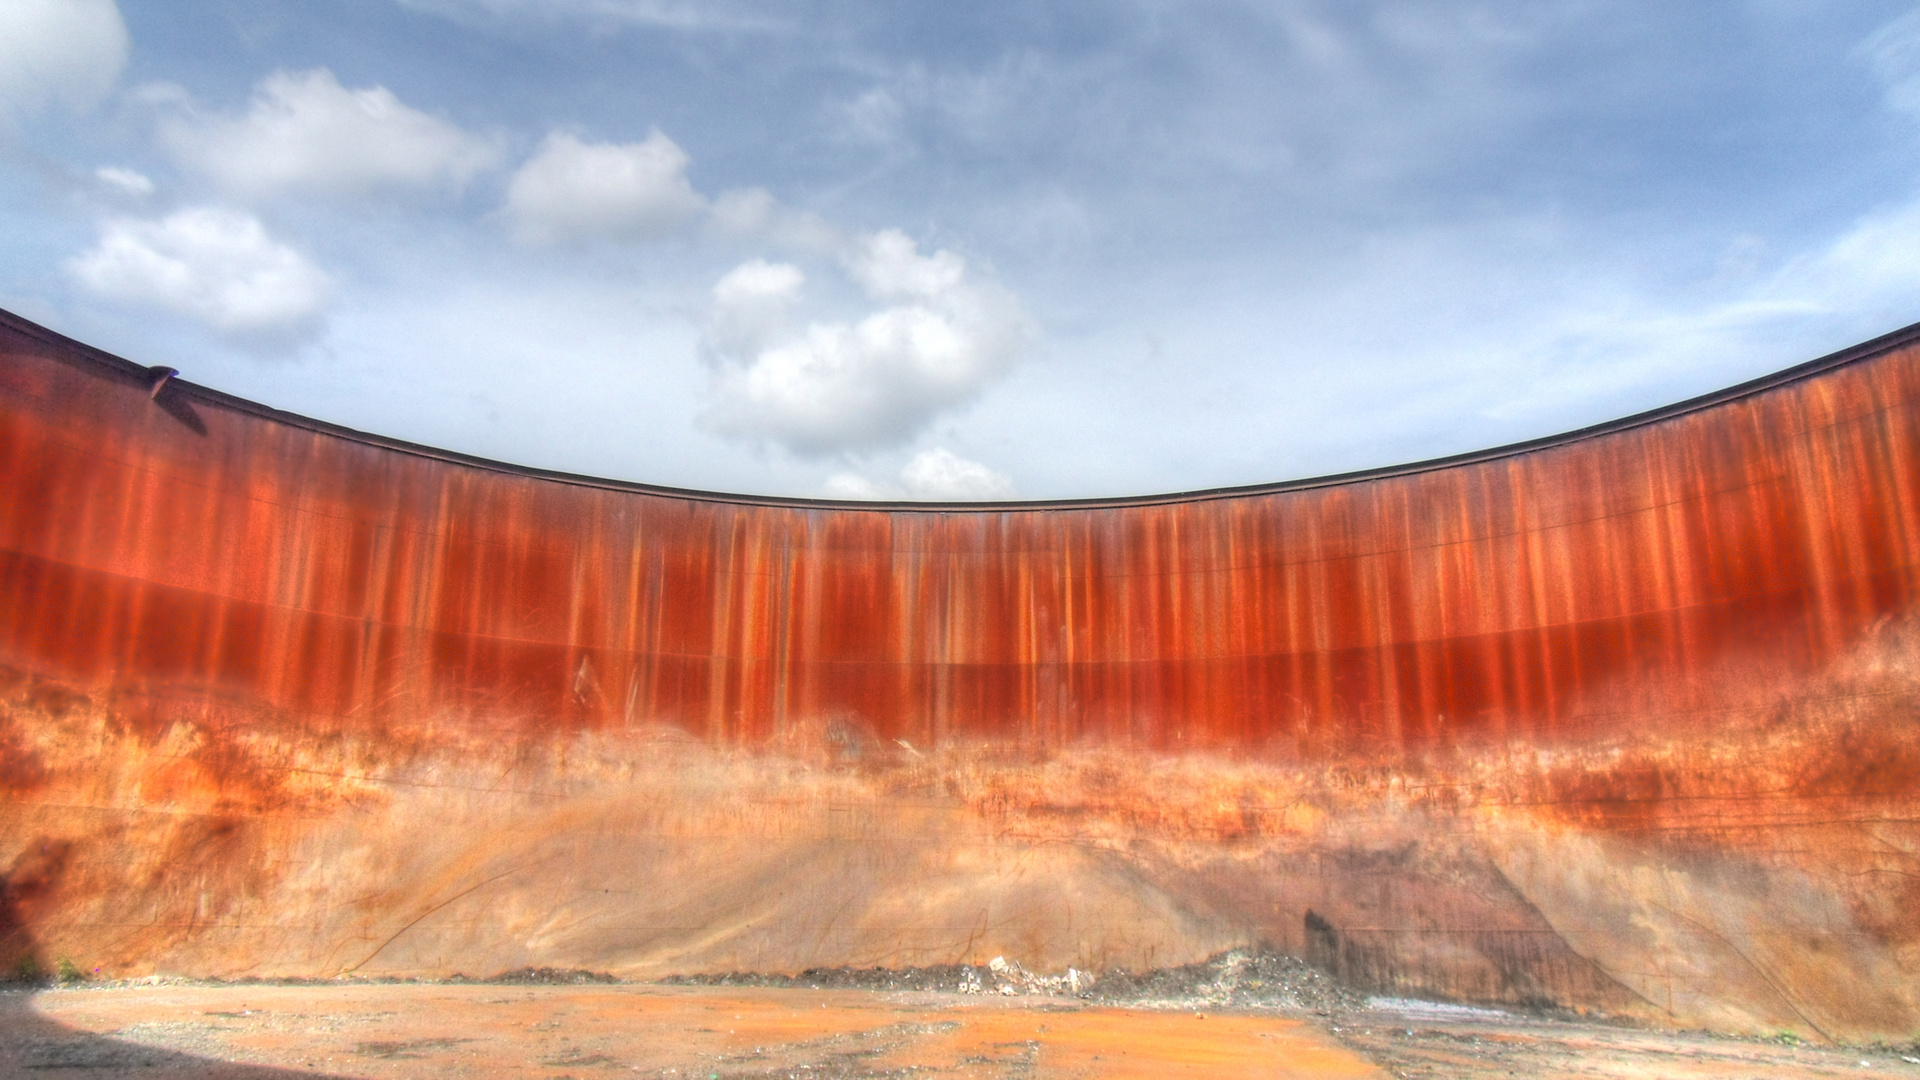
[94,166,154,198]
[821,471,892,499]
[67,207,331,337]
[705,258,803,356]
[847,228,965,299]
[709,186,843,254]
[824,448,1016,501]
[158,69,500,198]
[0,0,128,121]
[698,229,1033,455]
[899,447,1015,499]
[501,130,707,244]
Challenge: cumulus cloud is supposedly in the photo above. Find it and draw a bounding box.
[709,186,843,254]
[158,69,500,198]
[820,472,891,499]
[67,207,331,338]
[704,258,803,355]
[824,448,1016,501]
[847,228,966,299]
[501,131,707,244]
[698,229,1032,455]
[0,0,128,121]
[899,447,1015,499]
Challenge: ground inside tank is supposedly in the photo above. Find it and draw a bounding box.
[6,967,1918,1080]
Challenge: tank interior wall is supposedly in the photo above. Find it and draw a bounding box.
[2,311,1917,1040]
[4,321,1917,752]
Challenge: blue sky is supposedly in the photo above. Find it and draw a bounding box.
[6,1,1920,498]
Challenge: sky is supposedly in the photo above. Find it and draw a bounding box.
[6,1,1920,500]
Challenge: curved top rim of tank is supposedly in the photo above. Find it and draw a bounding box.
[9,305,1920,513]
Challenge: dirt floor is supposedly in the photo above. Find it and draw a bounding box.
[6,980,1920,1079]
[4,981,1374,1079]
[1326,998,1920,1079]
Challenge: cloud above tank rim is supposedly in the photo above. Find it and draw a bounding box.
[53,52,1041,456]
[824,447,1018,501]
[500,130,707,244]
[696,230,1035,457]
[65,206,332,345]
[148,68,504,200]
[14,2,1920,500]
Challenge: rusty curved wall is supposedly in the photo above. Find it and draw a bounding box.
[2,308,1918,1040]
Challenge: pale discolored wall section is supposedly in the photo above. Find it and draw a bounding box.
[0,309,1916,1040]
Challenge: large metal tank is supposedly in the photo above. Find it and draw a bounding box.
[1,308,1915,1040]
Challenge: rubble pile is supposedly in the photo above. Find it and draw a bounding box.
[664,947,1357,1008]
[661,955,1085,996]
[957,955,1086,996]
[485,968,620,985]
[662,965,977,993]
[1086,948,1366,1012]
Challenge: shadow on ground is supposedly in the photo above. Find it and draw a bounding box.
[1,883,343,1079]
[0,988,352,1078]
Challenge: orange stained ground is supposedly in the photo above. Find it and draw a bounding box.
[22,983,1385,1079]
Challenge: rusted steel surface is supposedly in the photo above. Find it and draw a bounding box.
[6,316,1917,752]
[2,307,1917,1040]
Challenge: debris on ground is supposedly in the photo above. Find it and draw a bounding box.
[485,967,620,985]
[664,945,1362,1009]
[1084,947,1367,1012]
[662,954,1089,996]
[662,963,985,994]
